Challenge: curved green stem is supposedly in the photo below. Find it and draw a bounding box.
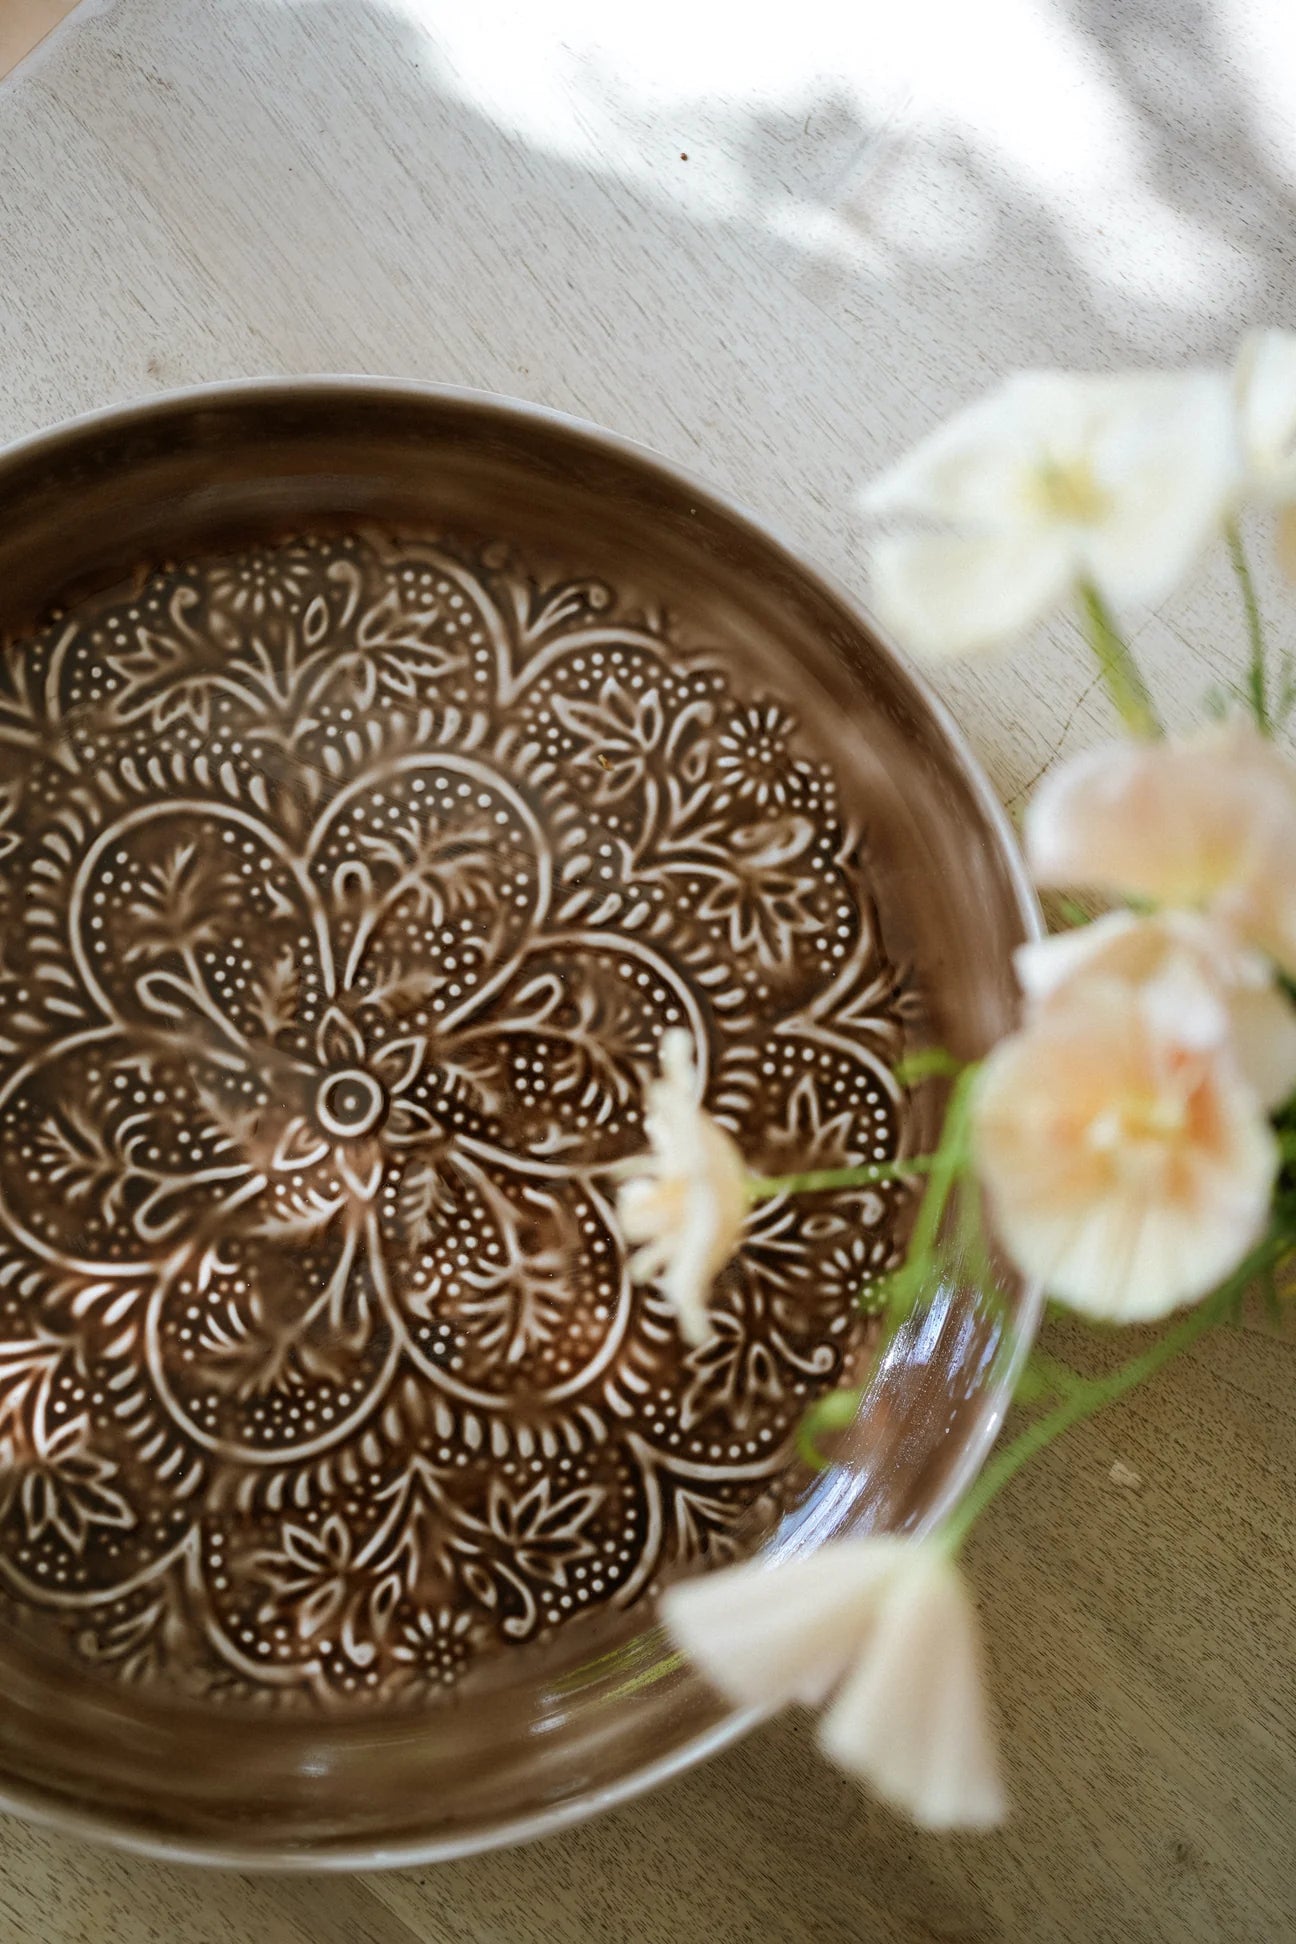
[748,1157,933,1201]
[1079,583,1162,739]
[1226,521,1269,733]
[939,1228,1292,1556]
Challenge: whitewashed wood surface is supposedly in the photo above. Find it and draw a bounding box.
[0,3,1293,1939]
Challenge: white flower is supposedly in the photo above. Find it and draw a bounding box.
[972,979,1276,1322]
[617,1029,749,1345]
[1026,722,1296,979]
[1017,910,1296,1111]
[1234,327,1296,504]
[662,1538,1005,1830]
[862,370,1235,658]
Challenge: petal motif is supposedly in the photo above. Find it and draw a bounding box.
[0,1033,267,1273]
[72,802,329,1052]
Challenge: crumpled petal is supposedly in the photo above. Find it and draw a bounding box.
[868,527,1073,661]
[661,1538,912,1709]
[617,1030,749,1345]
[663,1539,1006,1831]
[818,1548,1006,1831]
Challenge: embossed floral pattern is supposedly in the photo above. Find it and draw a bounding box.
[0,533,910,1707]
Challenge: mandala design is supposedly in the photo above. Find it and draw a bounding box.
[0,532,911,1708]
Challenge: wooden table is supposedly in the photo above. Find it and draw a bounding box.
[0,3,1292,1938]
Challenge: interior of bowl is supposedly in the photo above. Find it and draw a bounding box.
[0,382,1037,1865]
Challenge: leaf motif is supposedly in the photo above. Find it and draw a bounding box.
[679,1315,781,1433]
[354,587,469,680]
[246,945,301,1039]
[392,1159,455,1255]
[32,1110,131,1221]
[670,1483,741,1564]
[194,1081,264,1154]
[103,625,198,716]
[358,818,498,929]
[691,818,826,969]
[357,961,447,1019]
[485,1477,603,1586]
[0,1337,62,1433]
[367,1570,402,1641]
[122,842,235,962]
[516,575,614,645]
[18,1418,136,1551]
[460,1560,500,1611]
[249,1198,341,1244]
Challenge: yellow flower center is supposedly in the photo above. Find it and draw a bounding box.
[1032,458,1110,526]
[1089,1091,1188,1157]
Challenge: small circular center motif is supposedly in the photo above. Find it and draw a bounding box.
[316,1068,387,1138]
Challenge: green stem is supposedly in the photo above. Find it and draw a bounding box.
[1079,583,1162,739]
[1226,521,1269,733]
[748,1158,933,1200]
[939,1227,1292,1555]
[906,1067,978,1266]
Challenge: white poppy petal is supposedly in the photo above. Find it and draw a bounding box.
[1235,327,1296,502]
[1076,371,1237,608]
[861,373,1052,523]
[869,527,1073,660]
[661,1539,911,1710]
[863,370,1237,649]
[818,1550,1006,1831]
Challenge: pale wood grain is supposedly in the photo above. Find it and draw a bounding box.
[0,2,1293,1939]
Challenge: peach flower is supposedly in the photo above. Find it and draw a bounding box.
[1016,910,1296,1111]
[662,1538,1005,1830]
[617,1029,748,1345]
[972,979,1276,1321]
[1026,723,1296,979]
